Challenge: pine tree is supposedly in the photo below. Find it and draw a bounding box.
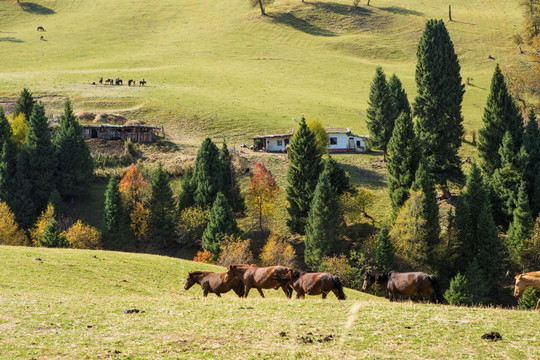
[220,142,245,213]
[386,112,420,219]
[148,163,177,248]
[192,138,224,208]
[413,19,465,191]
[463,258,489,305]
[13,88,35,122]
[39,218,68,248]
[388,74,411,116]
[478,65,524,174]
[375,224,395,271]
[24,103,57,217]
[286,118,323,234]
[304,170,345,270]
[366,66,397,160]
[507,182,534,267]
[10,150,34,228]
[444,273,473,306]
[0,109,17,206]
[523,109,540,215]
[323,154,351,195]
[0,107,11,145]
[102,177,128,250]
[202,192,240,257]
[54,99,94,199]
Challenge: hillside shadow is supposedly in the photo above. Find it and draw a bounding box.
[308,2,373,16]
[269,13,337,37]
[19,2,55,15]
[341,162,386,188]
[0,37,23,43]
[379,6,422,16]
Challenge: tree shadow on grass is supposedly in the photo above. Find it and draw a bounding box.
[269,12,337,37]
[341,162,387,189]
[378,6,423,16]
[0,37,23,43]
[19,2,55,15]
[308,2,373,17]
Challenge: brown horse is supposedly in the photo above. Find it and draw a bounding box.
[279,271,346,300]
[224,264,293,298]
[514,271,540,311]
[184,271,244,298]
[363,271,444,303]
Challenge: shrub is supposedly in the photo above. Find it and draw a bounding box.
[0,201,28,246]
[217,235,254,267]
[39,219,69,248]
[177,206,209,246]
[259,234,296,267]
[340,187,375,225]
[30,203,55,246]
[319,254,361,289]
[444,273,473,306]
[64,220,102,249]
[517,287,540,310]
[193,250,214,264]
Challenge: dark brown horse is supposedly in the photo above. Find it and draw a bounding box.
[279,271,346,300]
[184,271,244,298]
[224,265,293,298]
[363,271,444,303]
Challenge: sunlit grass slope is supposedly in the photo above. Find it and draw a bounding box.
[0,0,523,145]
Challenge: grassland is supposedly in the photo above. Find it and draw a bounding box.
[0,0,524,149]
[0,246,539,359]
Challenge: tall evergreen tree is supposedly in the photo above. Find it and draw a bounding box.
[413,19,465,192]
[39,218,69,248]
[386,112,420,219]
[323,154,351,195]
[507,181,534,267]
[220,142,245,214]
[13,88,35,122]
[0,108,16,206]
[478,65,524,174]
[375,224,395,271]
[54,99,94,199]
[24,103,57,219]
[523,109,540,215]
[10,150,34,228]
[388,74,411,116]
[102,177,128,250]
[304,169,345,270]
[202,192,240,257]
[463,258,489,305]
[286,118,323,234]
[192,138,224,208]
[177,170,195,212]
[366,66,397,161]
[148,163,177,248]
[0,107,11,145]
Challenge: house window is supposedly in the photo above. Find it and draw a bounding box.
[330,137,338,145]
[277,140,283,147]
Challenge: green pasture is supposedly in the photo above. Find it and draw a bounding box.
[0,0,523,149]
[0,246,539,359]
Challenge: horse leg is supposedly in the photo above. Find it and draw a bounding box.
[282,285,292,299]
[216,293,221,298]
[417,292,424,303]
[536,298,540,311]
[244,285,251,298]
[256,288,265,298]
[322,291,328,299]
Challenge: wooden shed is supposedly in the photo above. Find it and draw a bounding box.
[82,124,161,143]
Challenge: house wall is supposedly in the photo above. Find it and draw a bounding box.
[327,133,368,152]
[265,136,290,152]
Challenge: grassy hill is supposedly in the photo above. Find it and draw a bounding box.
[0,246,539,359]
[0,0,523,148]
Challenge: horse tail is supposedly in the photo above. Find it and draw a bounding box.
[428,275,445,304]
[333,276,347,300]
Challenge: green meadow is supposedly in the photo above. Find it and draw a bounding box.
[1,246,539,359]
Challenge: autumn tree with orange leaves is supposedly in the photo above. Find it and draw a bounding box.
[247,162,281,231]
[119,164,151,245]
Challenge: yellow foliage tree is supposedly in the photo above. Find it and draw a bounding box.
[340,187,375,225]
[0,201,28,246]
[10,113,28,148]
[30,203,55,246]
[64,220,102,249]
[217,235,254,267]
[130,201,149,242]
[246,162,280,231]
[259,234,296,267]
[177,206,209,245]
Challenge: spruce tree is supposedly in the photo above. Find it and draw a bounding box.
[220,142,245,214]
[0,107,11,145]
[0,108,16,206]
[286,118,323,234]
[13,88,35,122]
[192,138,224,208]
[54,99,94,199]
[177,170,195,211]
[507,182,534,267]
[102,177,127,250]
[478,65,524,174]
[148,163,177,248]
[523,110,540,215]
[375,224,395,271]
[366,66,397,160]
[39,218,68,248]
[323,154,351,195]
[413,19,465,191]
[388,74,411,116]
[10,150,34,228]
[463,258,489,305]
[304,169,345,270]
[24,103,57,217]
[444,273,473,306]
[202,192,240,257]
[386,112,419,218]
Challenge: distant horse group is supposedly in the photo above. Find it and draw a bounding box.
[97,77,146,86]
[184,264,346,300]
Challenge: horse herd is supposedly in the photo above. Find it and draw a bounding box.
[185,265,540,309]
[96,77,147,86]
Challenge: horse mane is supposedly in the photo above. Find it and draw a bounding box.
[189,271,213,277]
[367,271,390,282]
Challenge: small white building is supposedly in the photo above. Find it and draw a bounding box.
[252,132,293,152]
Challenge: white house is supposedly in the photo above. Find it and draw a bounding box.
[252,127,368,153]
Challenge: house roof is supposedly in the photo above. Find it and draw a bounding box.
[253,132,293,139]
[83,124,161,130]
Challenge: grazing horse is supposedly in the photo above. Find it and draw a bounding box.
[224,264,293,298]
[279,271,346,300]
[363,271,444,303]
[139,79,147,86]
[37,26,45,32]
[514,271,540,311]
[184,271,244,298]
[99,77,103,84]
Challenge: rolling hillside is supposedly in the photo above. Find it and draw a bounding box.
[0,0,523,146]
[0,246,539,359]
